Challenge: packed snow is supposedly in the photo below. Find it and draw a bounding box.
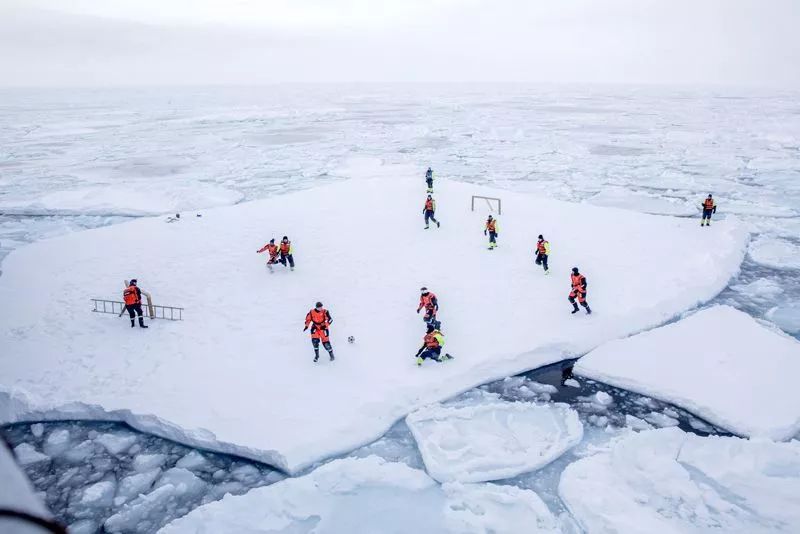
[748,236,800,270]
[0,160,748,473]
[576,305,800,440]
[160,455,561,534]
[559,427,800,533]
[406,401,583,483]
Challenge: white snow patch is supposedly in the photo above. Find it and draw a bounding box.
[576,305,800,440]
[407,401,583,483]
[30,423,44,437]
[159,455,559,534]
[748,236,800,270]
[559,428,800,533]
[0,171,748,473]
[563,378,581,388]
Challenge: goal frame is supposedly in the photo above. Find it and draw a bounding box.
[470,195,502,215]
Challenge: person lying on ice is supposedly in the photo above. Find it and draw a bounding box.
[423,195,440,229]
[485,215,499,249]
[123,279,148,329]
[568,267,592,315]
[256,238,280,271]
[304,301,335,362]
[417,287,439,325]
[700,194,717,227]
[415,323,450,366]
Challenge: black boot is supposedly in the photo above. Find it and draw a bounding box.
[571,304,580,314]
[313,352,319,363]
[329,352,335,361]
[585,306,592,315]
[130,320,135,328]
[139,318,148,329]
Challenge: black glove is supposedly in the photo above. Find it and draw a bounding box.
[713,206,717,213]
[484,230,487,236]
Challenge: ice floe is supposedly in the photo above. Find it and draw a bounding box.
[576,305,800,439]
[559,428,800,533]
[748,236,800,270]
[406,401,583,483]
[160,455,561,534]
[0,166,748,473]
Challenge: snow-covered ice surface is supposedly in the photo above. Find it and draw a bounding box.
[559,427,800,533]
[160,455,562,534]
[0,165,747,474]
[575,305,800,440]
[406,401,583,483]
[2,421,283,533]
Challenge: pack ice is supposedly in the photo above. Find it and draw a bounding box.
[560,428,800,533]
[406,401,583,483]
[159,455,562,534]
[576,305,800,440]
[0,164,748,473]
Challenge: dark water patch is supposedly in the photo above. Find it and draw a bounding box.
[1,421,283,534]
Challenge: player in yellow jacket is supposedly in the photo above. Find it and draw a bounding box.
[535,235,550,274]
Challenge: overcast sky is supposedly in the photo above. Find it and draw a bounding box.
[1,0,799,87]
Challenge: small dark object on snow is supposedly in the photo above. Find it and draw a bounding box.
[347,336,355,344]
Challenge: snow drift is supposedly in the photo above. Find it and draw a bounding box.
[0,161,748,473]
[575,305,800,440]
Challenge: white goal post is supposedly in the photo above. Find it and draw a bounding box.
[471,195,502,215]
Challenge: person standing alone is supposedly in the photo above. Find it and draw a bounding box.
[425,167,434,193]
[535,235,550,274]
[123,279,148,328]
[423,195,440,229]
[568,267,592,315]
[485,215,499,249]
[304,301,335,362]
[701,194,716,227]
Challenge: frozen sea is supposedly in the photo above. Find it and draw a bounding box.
[1,85,799,532]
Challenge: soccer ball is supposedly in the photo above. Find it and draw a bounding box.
[347,336,355,344]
